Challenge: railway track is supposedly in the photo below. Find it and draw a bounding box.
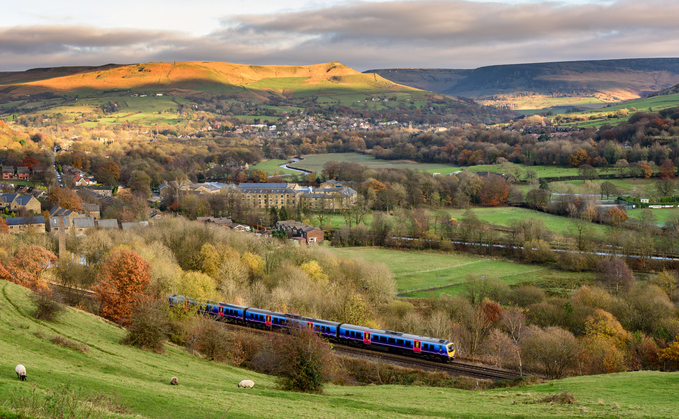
[219,321,521,381]
[48,286,524,381]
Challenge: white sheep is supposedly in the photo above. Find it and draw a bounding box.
[238,379,254,388]
[170,377,178,385]
[15,365,26,381]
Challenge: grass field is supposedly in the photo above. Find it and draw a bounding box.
[1,279,677,418]
[425,164,599,178]
[329,247,593,298]
[311,207,605,238]
[251,159,301,176]
[561,93,679,128]
[289,153,457,173]
[628,208,679,225]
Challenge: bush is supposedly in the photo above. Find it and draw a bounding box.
[121,297,168,354]
[191,317,242,363]
[273,327,335,393]
[31,289,65,322]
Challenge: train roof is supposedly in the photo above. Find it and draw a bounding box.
[246,307,341,326]
[170,295,248,310]
[340,323,452,345]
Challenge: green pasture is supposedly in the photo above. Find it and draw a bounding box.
[561,93,679,128]
[251,159,301,176]
[290,153,455,173]
[445,207,609,236]
[426,164,594,178]
[330,247,593,298]
[627,208,679,225]
[1,280,677,418]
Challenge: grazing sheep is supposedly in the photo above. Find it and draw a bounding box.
[15,365,26,381]
[170,377,178,385]
[238,379,255,388]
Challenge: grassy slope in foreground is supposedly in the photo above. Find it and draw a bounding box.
[1,279,677,419]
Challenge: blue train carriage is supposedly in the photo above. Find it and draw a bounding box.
[299,316,341,340]
[339,324,455,361]
[245,307,282,329]
[168,294,193,309]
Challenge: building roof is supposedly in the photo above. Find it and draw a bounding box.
[73,217,95,229]
[49,206,76,217]
[82,203,100,212]
[238,183,289,189]
[2,166,14,173]
[6,216,44,226]
[121,221,149,230]
[97,219,119,229]
[16,167,29,174]
[14,195,35,206]
[0,193,17,204]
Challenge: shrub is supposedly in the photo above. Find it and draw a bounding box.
[539,392,576,404]
[121,297,168,354]
[30,289,65,322]
[191,317,241,363]
[273,327,335,393]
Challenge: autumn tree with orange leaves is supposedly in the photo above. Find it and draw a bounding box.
[479,174,509,207]
[48,187,83,213]
[0,245,56,290]
[93,249,151,326]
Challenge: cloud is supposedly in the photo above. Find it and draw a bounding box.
[1,1,679,71]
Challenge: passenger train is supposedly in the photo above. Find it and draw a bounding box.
[169,294,455,362]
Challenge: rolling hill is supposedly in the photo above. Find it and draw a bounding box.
[0,61,426,102]
[0,279,678,419]
[366,58,679,110]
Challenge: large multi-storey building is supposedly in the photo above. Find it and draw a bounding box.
[236,182,356,210]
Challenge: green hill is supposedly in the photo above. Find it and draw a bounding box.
[1,279,678,418]
[367,58,679,110]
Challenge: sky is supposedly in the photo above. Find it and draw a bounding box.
[1,0,678,72]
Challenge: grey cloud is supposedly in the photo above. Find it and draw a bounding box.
[1,1,679,71]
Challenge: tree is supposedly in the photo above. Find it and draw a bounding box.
[605,206,629,226]
[600,181,618,199]
[96,160,121,186]
[0,245,57,290]
[48,187,83,212]
[578,164,598,181]
[122,296,169,353]
[596,257,635,292]
[613,159,629,178]
[93,248,151,326]
[129,170,152,198]
[525,188,550,209]
[0,218,7,234]
[273,326,335,393]
[569,149,588,167]
[253,169,268,183]
[479,174,509,206]
[658,159,676,179]
[656,178,676,198]
[521,326,579,379]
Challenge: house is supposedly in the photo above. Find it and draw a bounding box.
[6,216,45,234]
[48,206,83,233]
[72,217,95,234]
[229,223,250,232]
[197,216,233,227]
[0,193,41,215]
[96,219,119,229]
[2,166,14,180]
[82,203,101,221]
[275,220,323,244]
[16,167,30,180]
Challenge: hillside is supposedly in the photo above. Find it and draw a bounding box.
[366,58,679,110]
[1,279,678,419]
[0,61,424,101]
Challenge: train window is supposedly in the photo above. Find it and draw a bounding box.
[372,335,378,341]
[424,344,429,350]
[380,336,386,342]
[388,338,395,344]
[398,340,403,346]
